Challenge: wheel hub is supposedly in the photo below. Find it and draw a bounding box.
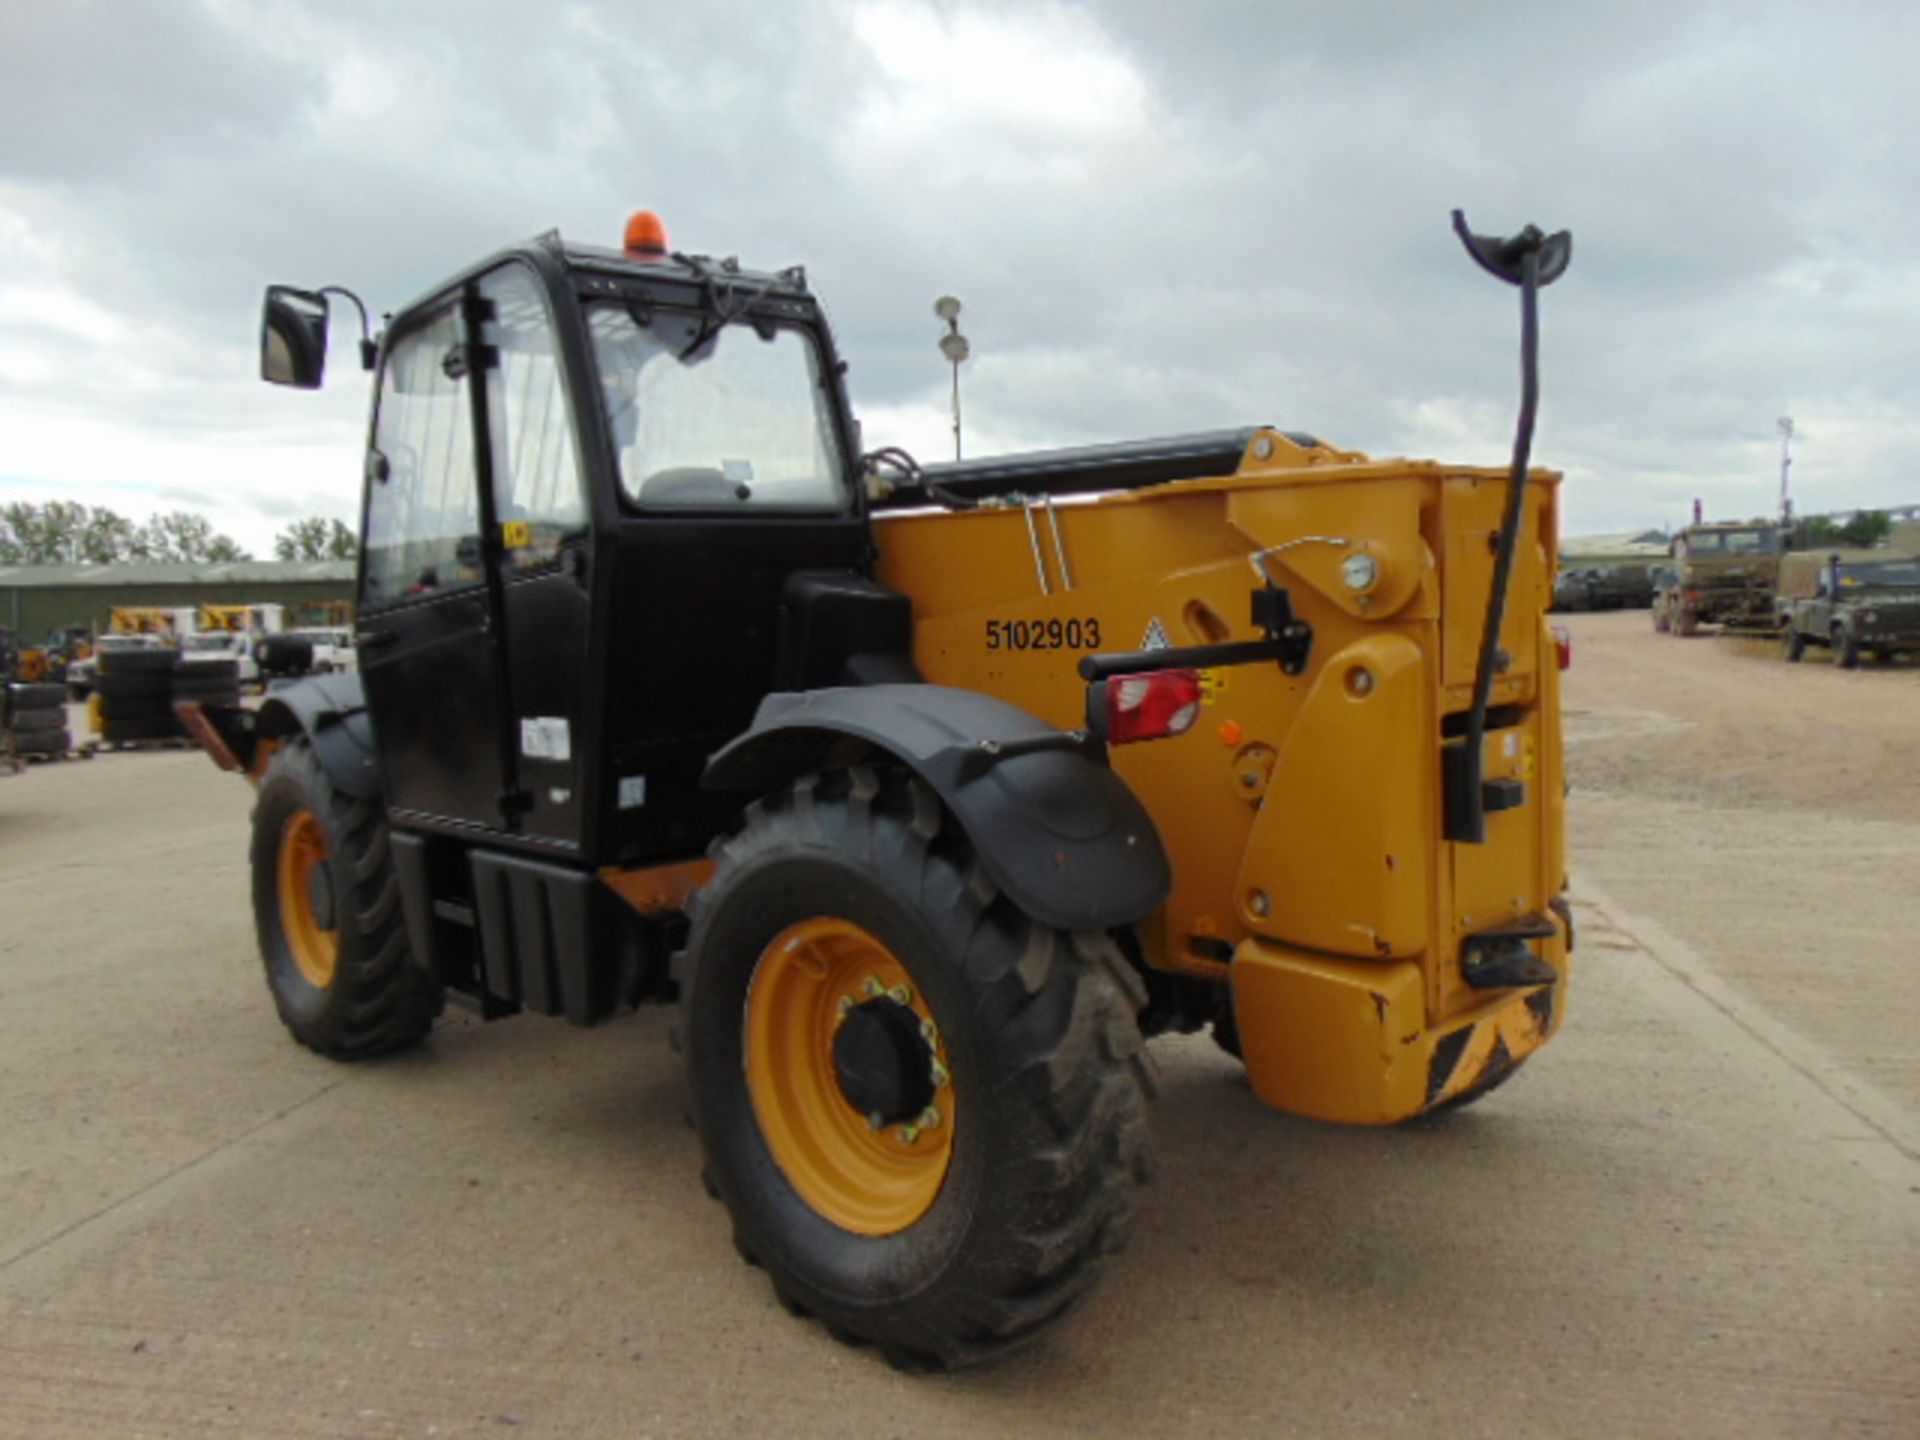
[832,998,936,1127]
[743,917,957,1235]
[276,808,339,990]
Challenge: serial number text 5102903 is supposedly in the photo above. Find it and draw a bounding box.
[984,618,1104,652]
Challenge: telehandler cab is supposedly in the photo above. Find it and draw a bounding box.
[186,208,1573,1368]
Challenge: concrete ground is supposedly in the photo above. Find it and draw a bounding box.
[1,626,1914,1439]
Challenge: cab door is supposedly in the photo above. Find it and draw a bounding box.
[473,263,594,851]
[356,299,509,832]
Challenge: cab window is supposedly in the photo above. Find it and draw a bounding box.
[588,305,847,511]
[479,266,588,573]
[362,307,482,606]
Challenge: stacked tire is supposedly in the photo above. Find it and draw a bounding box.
[5,681,70,759]
[257,633,314,682]
[96,648,184,744]
[173,658,243,711]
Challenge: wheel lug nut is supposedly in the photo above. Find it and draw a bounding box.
[919,1019,939,1048]
[867,1111,886,1131]
[917,1106,942,1130]
[888,983,913,1005]
[862,976,885,998]
[929,1060,949,1090]
[837,995,855,1016]
[898,1125,921,1145]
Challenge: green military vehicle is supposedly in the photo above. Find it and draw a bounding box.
[1652,520,1784,635]
[1778,551,1920,667]
[1554,562,1655,612]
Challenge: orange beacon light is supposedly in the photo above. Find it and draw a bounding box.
[623,210,669,259]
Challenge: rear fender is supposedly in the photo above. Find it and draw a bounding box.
[703,684,1170,933]
[178,672,382,799]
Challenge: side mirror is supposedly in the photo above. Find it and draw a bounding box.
[261,285,330,389]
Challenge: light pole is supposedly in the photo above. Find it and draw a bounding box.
[1777,415,1795,526]
[935,295,969,461]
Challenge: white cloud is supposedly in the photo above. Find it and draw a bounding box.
[2,0,1919,557]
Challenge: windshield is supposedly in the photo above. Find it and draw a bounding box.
[1841,559,1920,589]
[183,634,239,653]
[99,635,152,651]
[588,306,846,510]
[1687,529,1776,555]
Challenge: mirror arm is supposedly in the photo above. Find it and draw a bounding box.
[318,285,379,370]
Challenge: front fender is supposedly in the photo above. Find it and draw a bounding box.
[180,671,382,800]
[704,685,1170,933]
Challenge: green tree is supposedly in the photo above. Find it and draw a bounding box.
[1837,510,1892,547]
[138,510,253,563]
[1,501,95,563]
[79,508,143,564]
[274,516,359,561]
[1,501,249,563]
[1803,510,1892,548]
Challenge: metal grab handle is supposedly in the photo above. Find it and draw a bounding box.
[1022,503,1052,595]
[1444,208,1573,844]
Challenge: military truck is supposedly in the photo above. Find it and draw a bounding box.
[1778,551,1920,667]
[1653,520,1785,635]
[180,209,1574,1368]
[1553,562,1654,612]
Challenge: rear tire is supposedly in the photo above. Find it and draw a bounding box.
[251,737,442,1058]
[680,767,1152,1370]
[1210,994,1243,1061]
[1675,611,1699,637]
[1784,629,1806,662]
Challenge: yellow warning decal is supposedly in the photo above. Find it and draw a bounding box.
[501,519,532,549]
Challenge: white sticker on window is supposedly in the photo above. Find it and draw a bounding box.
[721,458,754,484]
[618,775,648,810]
[520,716,571,762]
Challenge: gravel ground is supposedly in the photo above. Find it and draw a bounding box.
[0,640,1914,1439]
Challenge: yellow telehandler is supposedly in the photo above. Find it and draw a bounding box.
[183,208,1573,1368]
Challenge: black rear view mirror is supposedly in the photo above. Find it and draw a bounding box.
[260,284,377,388]
[261,285,330,388]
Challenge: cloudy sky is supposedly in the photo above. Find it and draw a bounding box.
[3,0,1916,555]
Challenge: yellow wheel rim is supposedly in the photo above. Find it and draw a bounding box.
[276,809,339,989]
[744,918,955,1236]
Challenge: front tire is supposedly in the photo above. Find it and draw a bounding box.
[1784,629,1806,662]
[251,737,442,1057]
[680,767,1152,1370]
[1834,626,1861,669]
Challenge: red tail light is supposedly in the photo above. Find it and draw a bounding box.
[1550,623,1572,671]
[1097,668,1203,745]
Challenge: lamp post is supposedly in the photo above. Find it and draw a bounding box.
[1777,415,1795,527]
[934,295,969,461]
